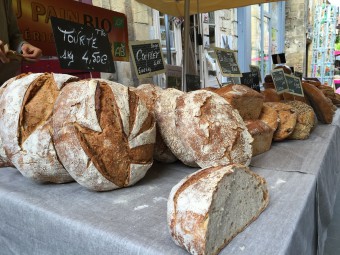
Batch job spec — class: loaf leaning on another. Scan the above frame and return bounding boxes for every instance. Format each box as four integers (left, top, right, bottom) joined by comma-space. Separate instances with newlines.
0, 73, 77, 183
53, 79, 156, 191
175, 90, 253, 168
155, 88, 198, 167
134, 84, 177, 163
168, 164, 269, 255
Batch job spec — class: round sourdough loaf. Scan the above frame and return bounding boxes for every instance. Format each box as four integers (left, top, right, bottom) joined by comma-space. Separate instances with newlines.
215, 84, 264, 120
53, 79, 156, 191
285, 101, 316, 140
134, 84, 177, 163
0, 73, 77, 182
168, 164, 269, 255
175, 90, 253, 168
155, 88, 197, 167
264, 102, 297, 141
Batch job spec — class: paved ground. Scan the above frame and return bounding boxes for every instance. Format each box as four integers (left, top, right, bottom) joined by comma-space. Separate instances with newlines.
324, 182, 340, 255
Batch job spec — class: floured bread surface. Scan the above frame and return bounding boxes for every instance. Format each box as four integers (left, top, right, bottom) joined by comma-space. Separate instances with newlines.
259, 104, 279, 132
264, 102, 297, 141
285, 101, 316, 140
0, 73, 77, 182
168, 164, 269, 255
135, 84, 177, 163
53, 79, 156, 191
175, 90, 253, 168
215, 84, 264, 120
155, 88, 197, 167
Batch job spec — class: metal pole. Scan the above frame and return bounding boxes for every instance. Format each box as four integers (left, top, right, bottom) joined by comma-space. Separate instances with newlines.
165, 14, 172, 65
183, 0, 190, 92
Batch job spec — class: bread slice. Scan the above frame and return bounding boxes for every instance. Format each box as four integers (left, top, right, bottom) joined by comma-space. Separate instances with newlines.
168, 164, 269, 255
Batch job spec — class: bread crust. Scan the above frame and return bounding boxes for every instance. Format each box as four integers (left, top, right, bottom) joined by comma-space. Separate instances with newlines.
53, 79, 156, 191
175, 90, 253, 168
0, 73, 76, 183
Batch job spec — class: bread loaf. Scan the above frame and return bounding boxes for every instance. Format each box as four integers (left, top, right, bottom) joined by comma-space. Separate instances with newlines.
259, 104, 279, 132
134, 84, 177, 163
0, 73, 77, 183
175, 90, 253, 168
215, 84, 264, 120
168, 164, 269, 255
261, 88, 282, 102
302, 82, 335, 124
53, 79, 156, 191
155, 88, 197, 167
264, 102, 297, 141
245, 120, 274, 156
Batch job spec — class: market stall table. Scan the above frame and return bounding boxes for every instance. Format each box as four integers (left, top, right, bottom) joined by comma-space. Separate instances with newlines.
0, 111, 339, 255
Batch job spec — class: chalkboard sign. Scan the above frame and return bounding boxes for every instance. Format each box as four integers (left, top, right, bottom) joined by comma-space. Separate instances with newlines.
285, 74, 304, 96
241, 72, 260, 92
272, 53, 286, 64
271, 69, 289, 94
129, 40, 165, 78
166, 65, 182, 90
214, 47, 242, 77
51, 16, 115, 73
186, 74, 200, 92
249, 65, 262, 83
294, 71, 303, 80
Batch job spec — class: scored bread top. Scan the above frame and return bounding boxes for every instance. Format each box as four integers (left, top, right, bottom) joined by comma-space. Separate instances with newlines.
53, 79, 156, 190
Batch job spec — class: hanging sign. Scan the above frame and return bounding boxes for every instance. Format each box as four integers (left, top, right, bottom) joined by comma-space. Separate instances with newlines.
285, 74, 304, 96
214, 47, 242, 77
241, 72, 260, 92
271, 69, 289, 94
51, 16, 115, 73
129, 40, 165, 78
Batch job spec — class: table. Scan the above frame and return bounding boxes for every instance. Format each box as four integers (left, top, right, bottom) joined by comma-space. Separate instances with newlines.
0, 111, 340, 255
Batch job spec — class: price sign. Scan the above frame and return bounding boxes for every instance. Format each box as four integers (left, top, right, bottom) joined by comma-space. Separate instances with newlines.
129, 40, 165, 78
271, 69, 289, 94
51, 16, 115, 73
241, 72, 260, 92
214, 47, 242, 77
166, 65, 182, 90
186, 74, 201, 92
285, 74, 304, 96
249, 65, 262, 83
294, 71, 303, 80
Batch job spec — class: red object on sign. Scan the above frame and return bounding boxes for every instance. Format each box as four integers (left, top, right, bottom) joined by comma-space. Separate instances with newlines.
12, 0, 129, 62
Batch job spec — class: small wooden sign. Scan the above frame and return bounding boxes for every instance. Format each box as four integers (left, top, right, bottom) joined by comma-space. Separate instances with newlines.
241, 72, 260, 92
51, 16, 115, 73
272, 53, 286, 64
271, 69, 289, 94
166, 65, 182, 90
186, 74, 201, 92
249, 65, 262, 83
294, 71, 303, 80
214, 47, 242, 77
285, 74, 304, 97
129, 40, 165, 78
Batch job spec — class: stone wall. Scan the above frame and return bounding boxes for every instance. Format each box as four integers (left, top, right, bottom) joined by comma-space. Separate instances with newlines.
285, 0, 308, 74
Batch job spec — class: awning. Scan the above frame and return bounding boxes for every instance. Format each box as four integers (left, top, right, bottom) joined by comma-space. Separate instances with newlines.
136, 0, 285, 17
